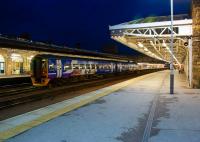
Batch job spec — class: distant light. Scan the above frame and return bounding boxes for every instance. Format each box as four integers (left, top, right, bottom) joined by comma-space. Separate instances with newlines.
162, 42, 167, 47
0, 55, 4, 62
144, 47, 148, 52
27, 55, 34, 60
138, 42, 144, 48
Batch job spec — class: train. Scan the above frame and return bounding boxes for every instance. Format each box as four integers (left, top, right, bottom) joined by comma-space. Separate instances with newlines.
31, 54, 165, 86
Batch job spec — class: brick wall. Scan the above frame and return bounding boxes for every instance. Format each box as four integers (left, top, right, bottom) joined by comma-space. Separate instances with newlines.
192, 0, 200, 88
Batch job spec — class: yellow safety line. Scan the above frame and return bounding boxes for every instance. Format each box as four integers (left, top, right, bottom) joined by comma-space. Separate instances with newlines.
0, 72, 158, 141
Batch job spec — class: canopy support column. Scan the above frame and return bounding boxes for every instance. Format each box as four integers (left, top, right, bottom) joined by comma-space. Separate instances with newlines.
189, 38, 193, 87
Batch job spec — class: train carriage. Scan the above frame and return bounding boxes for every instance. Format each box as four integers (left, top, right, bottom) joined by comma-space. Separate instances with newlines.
31, 54, 128, 86
31, 54, 164, 86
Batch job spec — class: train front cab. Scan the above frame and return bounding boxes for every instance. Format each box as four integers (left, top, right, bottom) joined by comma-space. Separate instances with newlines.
31, 56, 50, 86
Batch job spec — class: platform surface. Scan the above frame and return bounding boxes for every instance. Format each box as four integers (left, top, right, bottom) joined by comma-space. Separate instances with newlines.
1, 70, 200, 142
0, 75, 30, 79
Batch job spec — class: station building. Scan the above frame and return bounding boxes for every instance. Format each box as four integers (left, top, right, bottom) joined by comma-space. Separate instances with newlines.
0, 48, 37, 76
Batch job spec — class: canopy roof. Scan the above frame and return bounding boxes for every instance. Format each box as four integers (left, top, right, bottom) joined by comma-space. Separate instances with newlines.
123, 14, 190, 25
109, 14, 192, 65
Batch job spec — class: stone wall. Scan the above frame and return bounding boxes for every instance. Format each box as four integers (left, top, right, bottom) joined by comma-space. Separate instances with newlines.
192, 0, 200, 88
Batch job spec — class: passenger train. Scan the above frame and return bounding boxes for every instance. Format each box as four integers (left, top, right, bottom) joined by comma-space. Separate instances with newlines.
31, 54, 164, 86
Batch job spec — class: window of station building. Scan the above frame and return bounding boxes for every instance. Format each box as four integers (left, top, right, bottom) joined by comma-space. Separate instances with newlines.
0, 62, 4, 74
11, 53, 23, 62
11, 53, 23, 75
64, 64, 72, 71
0, 55, 5, 75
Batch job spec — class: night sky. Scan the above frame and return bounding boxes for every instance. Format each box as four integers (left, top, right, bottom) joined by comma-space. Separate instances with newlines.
0, 0, 191, 55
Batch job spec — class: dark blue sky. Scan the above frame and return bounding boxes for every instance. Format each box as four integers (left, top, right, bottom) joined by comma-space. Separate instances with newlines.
0, 0, 191, 55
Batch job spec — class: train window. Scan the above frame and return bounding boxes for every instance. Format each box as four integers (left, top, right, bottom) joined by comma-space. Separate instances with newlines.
80, 64, 85, 69
86, 64, 90, 69
91, 64, 95, 69
104, 64, 110, 70
106, 65, 109, 70
49, 64, 55, 71
96, 64, 99, 69
98, 65, 102, 69
64, 64, 72, 71
42, 61, 47, 69
73, 64, 79, 69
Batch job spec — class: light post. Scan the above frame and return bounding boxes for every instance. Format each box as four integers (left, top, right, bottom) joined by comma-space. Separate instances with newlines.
170, 0, 174, 94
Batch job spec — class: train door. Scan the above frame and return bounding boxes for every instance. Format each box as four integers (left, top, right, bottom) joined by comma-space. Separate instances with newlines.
56, 60, 62, 78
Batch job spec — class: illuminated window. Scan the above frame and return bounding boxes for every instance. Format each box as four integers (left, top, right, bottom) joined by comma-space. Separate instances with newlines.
80, 64, 85, 69
0, 55, 5, 74
91, 64, 95, 69
86, 64, 90, 69
73, 64, 79, 69
11, 53, 23, 62
0, 55, 4, 62
49, 64, 55, 71
64, 64, 72, 71
27, 55, 34, 60
10, 54, 23, 75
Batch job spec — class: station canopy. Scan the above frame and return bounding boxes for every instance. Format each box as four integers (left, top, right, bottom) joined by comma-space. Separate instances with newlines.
109, 14, 192, 65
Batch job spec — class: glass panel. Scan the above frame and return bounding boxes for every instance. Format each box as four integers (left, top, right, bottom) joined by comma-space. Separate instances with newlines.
79, 64, 85, 69
0, 62, 4, 74
86, 64, 90, 69
49, 64, 55, 71
0, 55, 4, 62
91, 64, 95, 69
96, 64, 100, 69
64, 64, 72, 71
73, 64, 79, 69
42, 61, 47, 75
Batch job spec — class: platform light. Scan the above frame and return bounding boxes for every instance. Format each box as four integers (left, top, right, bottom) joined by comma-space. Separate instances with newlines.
163, 42, 181, 66
138, 42, 144, 48
0, 55, 5, 62
162, 42, 167, 47
27, 55, 34, 60
150, 41, 154, 46
144, 47, 148, 52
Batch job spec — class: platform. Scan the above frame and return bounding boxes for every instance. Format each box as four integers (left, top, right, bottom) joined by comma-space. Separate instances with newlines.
0, 75, 31, 86
0, 70, 200, 142
0, 75, 30, 79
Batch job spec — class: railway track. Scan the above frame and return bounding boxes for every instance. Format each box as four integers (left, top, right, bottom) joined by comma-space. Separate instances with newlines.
0, 86, 41, 98
0, 69, 165, 110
